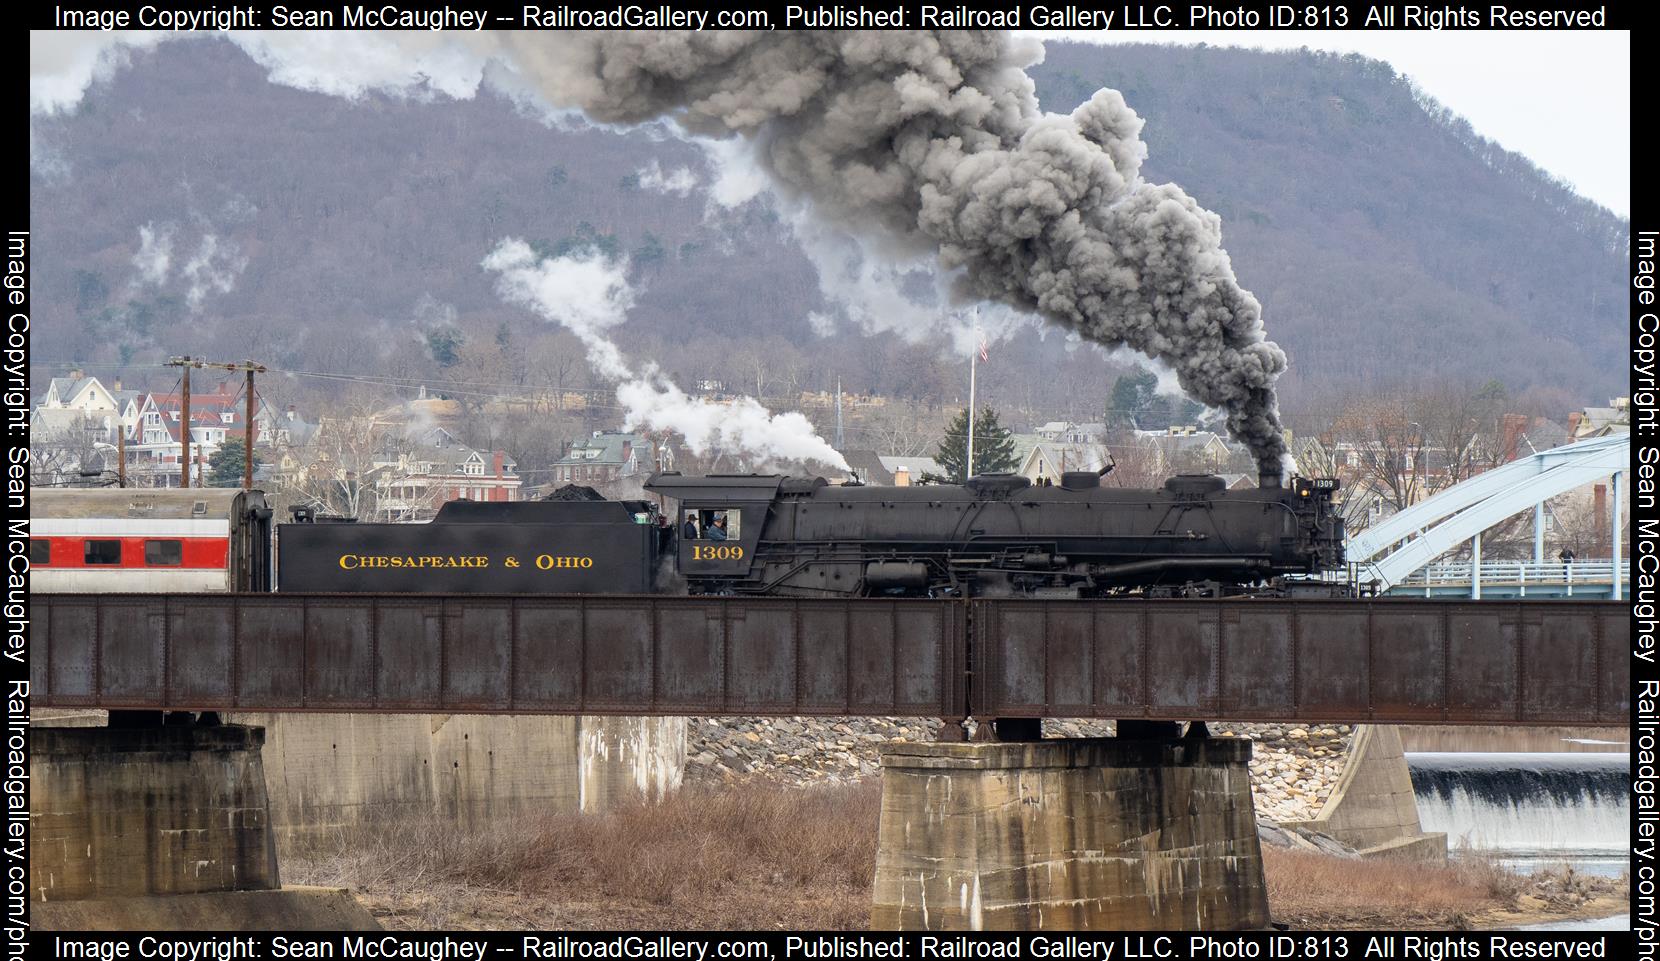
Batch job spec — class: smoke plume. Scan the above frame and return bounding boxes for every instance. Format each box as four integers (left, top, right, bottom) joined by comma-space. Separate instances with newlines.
32, 31, 1288, 470
483, 240, 847, 470
496, 32, 1288, 471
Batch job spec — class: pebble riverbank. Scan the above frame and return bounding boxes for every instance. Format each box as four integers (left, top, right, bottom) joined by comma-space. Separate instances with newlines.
684, 716, 1355, 823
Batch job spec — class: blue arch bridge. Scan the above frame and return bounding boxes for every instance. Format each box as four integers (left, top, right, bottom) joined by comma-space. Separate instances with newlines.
1341, 433, 1629, 600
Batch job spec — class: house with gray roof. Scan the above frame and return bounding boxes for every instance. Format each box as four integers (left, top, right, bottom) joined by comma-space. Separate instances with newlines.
878, 455, 943, 485
550, 431, 661, 487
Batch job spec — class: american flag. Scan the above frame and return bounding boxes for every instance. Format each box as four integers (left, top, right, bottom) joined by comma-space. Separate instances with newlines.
977, 333, 989, 363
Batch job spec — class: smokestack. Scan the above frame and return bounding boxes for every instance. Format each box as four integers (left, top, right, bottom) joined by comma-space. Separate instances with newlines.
1259, 467, 1281, 490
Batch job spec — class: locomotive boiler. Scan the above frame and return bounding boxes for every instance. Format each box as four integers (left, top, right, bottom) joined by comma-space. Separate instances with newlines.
646, 470, 1344, 599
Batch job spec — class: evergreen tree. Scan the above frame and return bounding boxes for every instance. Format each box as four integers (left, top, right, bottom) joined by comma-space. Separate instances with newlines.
1106, 369, 1203, 430
207, 443, 260, 487
425, 328, 463, 367
1107, 370, 1157, 427
932, 406, 1018, 483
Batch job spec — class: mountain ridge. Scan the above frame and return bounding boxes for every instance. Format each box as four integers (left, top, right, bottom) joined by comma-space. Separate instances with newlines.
29, 38, 1628, 420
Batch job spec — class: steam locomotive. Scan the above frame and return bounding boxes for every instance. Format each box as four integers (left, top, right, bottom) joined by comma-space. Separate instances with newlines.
30, 470, 1344, 599
644, 469, 1343, 599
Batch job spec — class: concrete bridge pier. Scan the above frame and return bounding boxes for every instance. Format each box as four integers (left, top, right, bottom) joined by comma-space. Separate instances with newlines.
871, 736, 1268, 930
29, 723, 378, 930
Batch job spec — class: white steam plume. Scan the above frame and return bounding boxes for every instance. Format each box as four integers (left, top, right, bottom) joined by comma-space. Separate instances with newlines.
131, 223, 174, 287
482, 240, 847, 470
635, 160, 698, 196
179, 234, 248, 311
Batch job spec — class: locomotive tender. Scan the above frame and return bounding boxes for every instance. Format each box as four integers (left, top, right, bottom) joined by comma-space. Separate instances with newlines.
30, 470, 1343, 599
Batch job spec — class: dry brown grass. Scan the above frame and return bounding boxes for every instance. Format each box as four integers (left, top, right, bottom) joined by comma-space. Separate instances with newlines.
285, 782, 882, 929
287, 783, 1619, 931
1263, 848, 1527, 929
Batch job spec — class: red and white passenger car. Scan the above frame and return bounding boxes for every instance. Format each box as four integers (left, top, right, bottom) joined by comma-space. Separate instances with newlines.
30, 489, 274, 593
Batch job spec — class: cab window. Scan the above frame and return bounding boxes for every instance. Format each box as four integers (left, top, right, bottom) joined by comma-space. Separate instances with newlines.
684, 508, 739, 541
29, 539, 50, 565
84, 540, 123, 565
145, 539, 184, 566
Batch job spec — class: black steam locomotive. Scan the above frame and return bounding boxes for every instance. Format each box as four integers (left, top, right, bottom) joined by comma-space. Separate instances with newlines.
646, 470, 1343, 599
271, 469, 1343, 599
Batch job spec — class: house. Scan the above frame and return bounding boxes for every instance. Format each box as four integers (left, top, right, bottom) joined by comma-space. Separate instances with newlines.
123, 380, 269, 487
1289, 435, 1334, 479
1133, 427, 1234, 472
1568, 398, 1630, 440
549, 431, 660, 487
373, 426, 520, 520
879, 455, 942, 486
836, 450, 893, 485
1017, 442, 1112, 484
40, 371, 122, 413
31, 372, 147, 483
1034, 421, 1109, 445
31, 370, 321, 488
1499, 414, 1572, 460
1515, 417, 1571, 455
829, 451, 944, 486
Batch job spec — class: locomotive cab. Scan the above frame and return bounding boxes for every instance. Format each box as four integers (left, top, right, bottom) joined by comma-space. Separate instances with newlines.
648, 473, 782, 585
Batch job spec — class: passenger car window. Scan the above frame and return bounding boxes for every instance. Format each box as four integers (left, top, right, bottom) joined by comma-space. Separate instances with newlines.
29, 539, 50, 565
84, 540, 123, 565
144, 540, 183, 566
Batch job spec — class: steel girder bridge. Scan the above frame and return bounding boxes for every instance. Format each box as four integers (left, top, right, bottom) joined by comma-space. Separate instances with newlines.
32, 592, 1629, 727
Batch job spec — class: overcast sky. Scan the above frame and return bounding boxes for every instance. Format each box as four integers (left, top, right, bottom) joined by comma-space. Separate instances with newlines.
1034, 30, 1630, 217
33, 29, 1630, 217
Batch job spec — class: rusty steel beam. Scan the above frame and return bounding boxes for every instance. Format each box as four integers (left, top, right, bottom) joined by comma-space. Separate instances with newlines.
32, 594, 965, 718
29, 593, 1629, 726
971, 598, 1629, 726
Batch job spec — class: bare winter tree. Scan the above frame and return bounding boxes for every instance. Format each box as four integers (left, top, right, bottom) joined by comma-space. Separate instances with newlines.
1545, 486, 1629, 559
852, 404, 947, 457
1416, 380, 1510, 486
1098, 432, 1166, 489
1330, 394, 1434, 512
285, 396, 399, 518
30, 412, 115, 486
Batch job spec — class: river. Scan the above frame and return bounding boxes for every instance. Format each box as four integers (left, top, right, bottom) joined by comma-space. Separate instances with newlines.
1400, 727, 1627, 931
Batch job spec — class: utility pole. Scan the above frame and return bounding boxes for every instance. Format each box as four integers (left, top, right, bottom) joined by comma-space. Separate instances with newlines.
245, 364, 257, 489
116, 420, 126, 487
168, 357, 266, 489
168, 357, 194, 489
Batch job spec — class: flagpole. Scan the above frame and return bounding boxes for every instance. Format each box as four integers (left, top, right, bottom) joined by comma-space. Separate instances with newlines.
966, 310, 978, 481
967, 345, 977, 481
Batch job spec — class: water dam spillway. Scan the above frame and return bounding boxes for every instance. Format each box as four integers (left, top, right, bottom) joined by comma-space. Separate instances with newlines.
1407, 752, 1628, 863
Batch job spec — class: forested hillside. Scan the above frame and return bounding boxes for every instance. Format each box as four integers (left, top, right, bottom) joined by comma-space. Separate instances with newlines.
29, 38, 1627, 421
